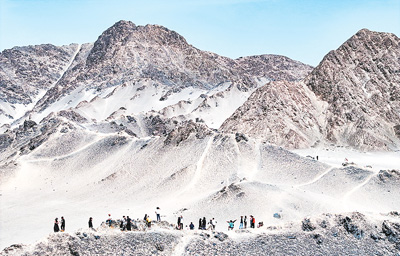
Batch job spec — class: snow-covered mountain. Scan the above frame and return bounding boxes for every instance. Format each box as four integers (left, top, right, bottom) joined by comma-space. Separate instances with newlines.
1, 21, 400, 252
0, 20, 312, 132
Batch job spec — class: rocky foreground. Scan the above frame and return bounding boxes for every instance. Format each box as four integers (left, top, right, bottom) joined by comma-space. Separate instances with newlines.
2, 212, 400, 256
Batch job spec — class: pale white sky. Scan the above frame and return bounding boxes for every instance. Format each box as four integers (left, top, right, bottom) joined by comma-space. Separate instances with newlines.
1, 0, 399, 66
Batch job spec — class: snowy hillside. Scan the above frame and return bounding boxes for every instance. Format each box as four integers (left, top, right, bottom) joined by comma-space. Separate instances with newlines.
1, 115, 400, 249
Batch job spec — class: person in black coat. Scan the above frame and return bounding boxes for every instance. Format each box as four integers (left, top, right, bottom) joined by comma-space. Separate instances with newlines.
88, 217, 93, 228
54, 218, 60, 232
198, 218, 202, 229
126, 216, 132, 231
61, 216, 65, 231
177, 216, 182, 230
202, 217, 206, 230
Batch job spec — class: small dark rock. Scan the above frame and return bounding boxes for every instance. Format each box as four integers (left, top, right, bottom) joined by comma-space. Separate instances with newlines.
319, 220, 328, 228
312, 234, 323, 244
155, 243, 164, 251
214, 232, 228, 242
302, 218, 316, 232
23, 120, 37, 130
341, 216, 364, 240
60, 127, 69, 133
235, 132, 248, 143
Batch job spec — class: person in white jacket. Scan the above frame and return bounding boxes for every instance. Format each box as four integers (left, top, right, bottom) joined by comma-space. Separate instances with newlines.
155, 207, 161, 222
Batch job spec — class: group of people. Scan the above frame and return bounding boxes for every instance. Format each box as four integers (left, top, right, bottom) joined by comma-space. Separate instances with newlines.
53, 217, 65, 232
228, 215, 257, 230
55, 209, 260, 233
177, 216, 217, 231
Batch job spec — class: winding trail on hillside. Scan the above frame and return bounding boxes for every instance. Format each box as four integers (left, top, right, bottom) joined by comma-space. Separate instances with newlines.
342, 172, 377, 202
23, 135, 105, 163
249, 140, 262, 181
294, 167, 335, 188
171, 234, 195, 256
179, 136, 214, 194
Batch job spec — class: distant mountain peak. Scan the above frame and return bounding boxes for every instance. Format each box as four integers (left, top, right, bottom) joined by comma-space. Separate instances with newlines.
86, 20, 190, 67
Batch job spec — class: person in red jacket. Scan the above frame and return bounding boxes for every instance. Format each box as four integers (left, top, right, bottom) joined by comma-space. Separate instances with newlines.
250, 215, 255, 228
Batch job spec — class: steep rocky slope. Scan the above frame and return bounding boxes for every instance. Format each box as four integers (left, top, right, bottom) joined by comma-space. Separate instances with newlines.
222, 29, 400, 150
0, 44, 79, 124
221, 81, 326, 149
305, 29, 400, 149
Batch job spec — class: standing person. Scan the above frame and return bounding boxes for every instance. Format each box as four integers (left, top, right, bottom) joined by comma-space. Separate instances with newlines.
207, 220, 214, 231
126, 216, 132, 231
239, 216, 244, 229
54, 218, 60, 232
189, 222, 195, 230
120, 216, 126, 230
202, 217, 206, 230
209, 218, 216, 231
177, 216, 182, 230
88, 217, 93, 229
155, 207, 161, 222
244, 216, 247, 229
180, 216, 183, 230
178, 215, 183, 230
198, 218, 202, 230
107, 214, 112, 227
144, 214, 148, 221
61, 216, 65, 232
251, 215, 255, 228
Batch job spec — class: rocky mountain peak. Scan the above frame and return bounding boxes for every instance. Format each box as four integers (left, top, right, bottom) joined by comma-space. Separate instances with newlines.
86, 20, 191, 67
86, 20, 137, 66
305, 29, 400, 149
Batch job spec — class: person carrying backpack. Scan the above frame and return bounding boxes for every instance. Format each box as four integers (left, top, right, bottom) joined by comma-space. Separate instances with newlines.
146, 216, 152, 228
